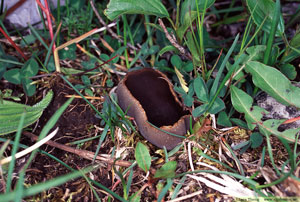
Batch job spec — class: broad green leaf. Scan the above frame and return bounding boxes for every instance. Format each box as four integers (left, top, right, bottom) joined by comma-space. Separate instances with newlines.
281, 32, 300, 63
245, 45, 266, 61
208, 97, 225, 114
174, 85, 194, 107
171, 55, 182, 69
269, 45, 280, 66
231, 86, 300, 143
230, 118, 248, 129
194, 77, 209, 102
230, 86, 266, 130
246, 0, 284, 36
250, 132, 263, 148
3, 68, 21, 84
149, 45, 160, 55
230, 45, 265, 82
192, 103, 208, 117
22, 78, 36, 97
180, 0, 215, 24
104, 0, 169, 20
217, 111, 232, 127
279, 64, 297, 80
154, 161, 177, 178
47, 56, 56, 72
59, 44, 76, 60
81, 75, 91, 86
135, 142, 151, 173
21, 58, 39, 77
259, 119, 300, 143
183, 62, 193, 72
246, 61, 300, 108
0, 90, 53, 135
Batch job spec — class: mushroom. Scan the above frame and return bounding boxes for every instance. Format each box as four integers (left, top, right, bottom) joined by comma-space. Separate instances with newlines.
116, 68, 190, 150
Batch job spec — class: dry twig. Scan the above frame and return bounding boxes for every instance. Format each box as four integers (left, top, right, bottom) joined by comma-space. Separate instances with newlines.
89, 0, 139, 51
22, 131, 132, 167
158, 18, 192, 60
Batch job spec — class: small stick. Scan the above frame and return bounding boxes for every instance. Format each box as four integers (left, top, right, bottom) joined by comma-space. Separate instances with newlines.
64, 95, 104, 100
89, 0, 139, 51
22, 131, 132, 167
158, 18, 192, 60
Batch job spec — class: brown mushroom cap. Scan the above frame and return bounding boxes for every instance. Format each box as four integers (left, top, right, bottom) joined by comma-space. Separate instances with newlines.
116, 68, 190, 150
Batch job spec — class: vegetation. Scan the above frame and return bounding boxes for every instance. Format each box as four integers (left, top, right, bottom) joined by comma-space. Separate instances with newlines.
0, 0, 300, 201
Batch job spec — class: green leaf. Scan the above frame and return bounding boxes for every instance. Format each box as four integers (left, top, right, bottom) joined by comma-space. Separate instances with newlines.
183, 61, 193, 72
174, 85, 194, 107
192, 103, 208, 117
244, 45, 266, 62
250, 132, 263, 148
171, 55, 182, 69
230, 86, 266, 130
3, 68, 21, 84
81, 58, 97, 70
135, 142, 151, 173
21, 58, 39, 77
230, 118, 248, 129
84, 89, 93, 96
81, 75, 91, 86
246, 61, 300, 108
0, 90, 53, 135
177, 11, 197, 41
47, 56, 56, 72
258, 119, 299, 143
217, 111, 232, 127
208, 97, 225, 114
158, 45, 178, 56
246, 0, 284, 36
279, 64, 297, 80
149, 45, 160, 55
186, 31, 201, 64
231, 86, 300, 143
129, 192, 141, 202
281, 31, 300, 63
194, 77, 209, 102
229, 45, 265, 82
154, 161, 177, 179
180, 0, 215, 24
22, 78, 36, 97
104, 0, 169, 20
59, 44, 76, 60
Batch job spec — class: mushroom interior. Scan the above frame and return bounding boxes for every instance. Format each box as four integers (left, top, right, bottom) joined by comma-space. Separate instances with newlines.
125, 69, 188, 127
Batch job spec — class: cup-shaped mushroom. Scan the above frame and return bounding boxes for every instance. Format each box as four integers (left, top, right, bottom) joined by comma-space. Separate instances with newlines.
116, 68, 190, 150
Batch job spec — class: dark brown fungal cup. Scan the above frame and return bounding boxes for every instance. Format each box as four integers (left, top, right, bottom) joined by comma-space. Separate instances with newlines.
116, 68, 190, 150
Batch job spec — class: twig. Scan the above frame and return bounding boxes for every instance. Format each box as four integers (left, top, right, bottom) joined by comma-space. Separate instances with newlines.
22, 131, 132, 167
89, 0, 139, 51
71, 53, 119, 76
158, 18, 192, 60
64, 95, 104, 100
